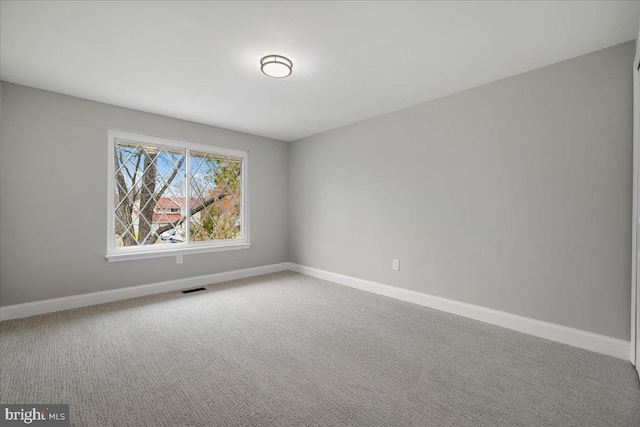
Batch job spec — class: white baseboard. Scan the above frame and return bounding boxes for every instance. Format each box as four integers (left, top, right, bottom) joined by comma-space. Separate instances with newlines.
2, 261, 630, 361
287, 263, 631, 361
0, 263, 289, 322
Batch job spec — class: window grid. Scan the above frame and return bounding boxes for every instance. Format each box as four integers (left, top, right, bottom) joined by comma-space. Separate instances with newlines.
107, 129, 249, 261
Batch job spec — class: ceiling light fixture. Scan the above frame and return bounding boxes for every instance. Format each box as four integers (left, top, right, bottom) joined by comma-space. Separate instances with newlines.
260, 55, 293, 78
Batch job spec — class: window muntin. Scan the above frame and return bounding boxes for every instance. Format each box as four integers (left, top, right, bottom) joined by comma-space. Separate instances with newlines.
189, 151, 242, 242
114, 141, 186, 247
107, 130, 249, 261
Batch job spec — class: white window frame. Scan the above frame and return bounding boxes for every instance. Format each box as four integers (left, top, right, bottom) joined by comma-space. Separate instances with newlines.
106, 129, 250, 262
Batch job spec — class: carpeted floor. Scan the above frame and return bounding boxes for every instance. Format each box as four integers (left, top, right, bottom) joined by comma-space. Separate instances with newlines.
1, 271, 639, 426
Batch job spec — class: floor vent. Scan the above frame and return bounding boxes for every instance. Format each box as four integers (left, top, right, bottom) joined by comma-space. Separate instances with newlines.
181, 287, 207, 294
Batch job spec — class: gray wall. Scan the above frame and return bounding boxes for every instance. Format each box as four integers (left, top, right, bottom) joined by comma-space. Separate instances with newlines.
1, 42, 635, 342
0, 83, 289, 306
289, 41, 635, 340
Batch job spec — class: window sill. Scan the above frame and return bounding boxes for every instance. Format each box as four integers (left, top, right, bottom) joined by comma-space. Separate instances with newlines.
105, 242, 251, 262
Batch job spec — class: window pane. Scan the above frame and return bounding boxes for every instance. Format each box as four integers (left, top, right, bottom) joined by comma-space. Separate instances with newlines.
189, 151, 242, 242
114, 141, 186, 247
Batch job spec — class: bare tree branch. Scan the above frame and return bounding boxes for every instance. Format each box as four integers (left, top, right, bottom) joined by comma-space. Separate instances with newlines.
153, 156, 185, 201
126, 151, 142, 183
147, 193, 228, 244
114, 151, 136, 246
138, 150, 160, 244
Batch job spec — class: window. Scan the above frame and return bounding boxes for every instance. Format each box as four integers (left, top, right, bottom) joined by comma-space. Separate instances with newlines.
106, 129, 249, 261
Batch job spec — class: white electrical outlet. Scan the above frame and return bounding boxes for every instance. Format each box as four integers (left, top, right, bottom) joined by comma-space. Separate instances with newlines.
392, 259, 399, 271
176, 254, 183, 264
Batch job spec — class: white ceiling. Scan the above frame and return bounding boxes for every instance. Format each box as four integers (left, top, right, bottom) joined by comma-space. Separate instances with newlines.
1, 1, 638, 142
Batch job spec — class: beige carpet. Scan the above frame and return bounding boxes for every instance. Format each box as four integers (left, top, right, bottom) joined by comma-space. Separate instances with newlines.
1, 271, 639, 426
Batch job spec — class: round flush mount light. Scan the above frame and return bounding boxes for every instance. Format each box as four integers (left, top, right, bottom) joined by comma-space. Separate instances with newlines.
260, 55, 293, 78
